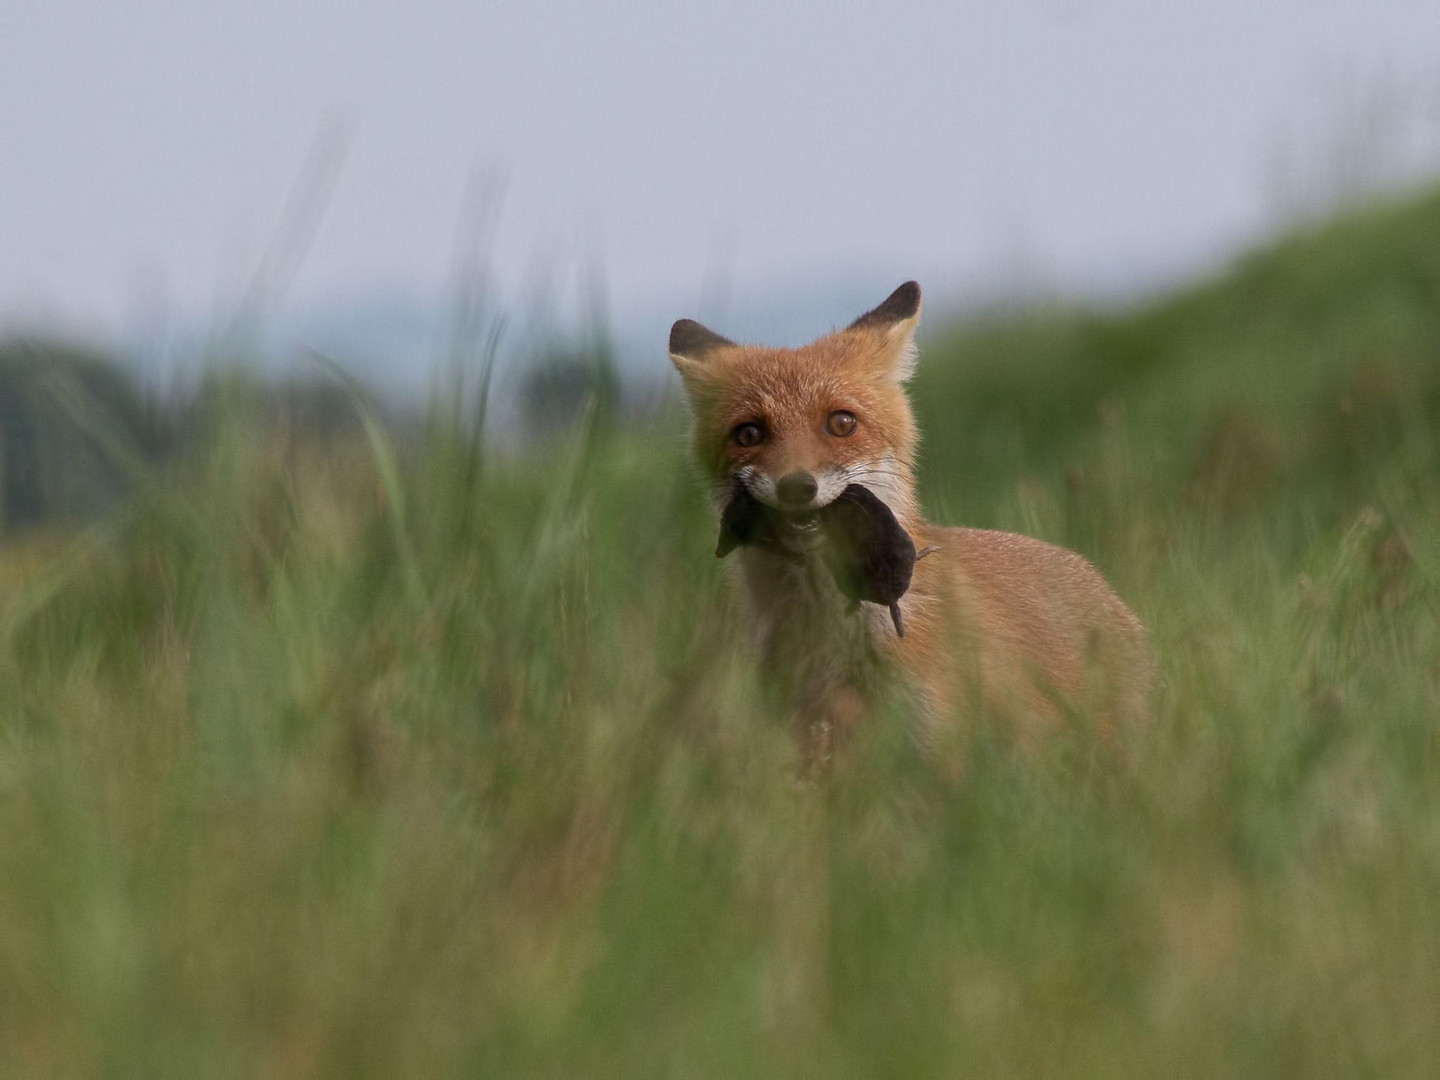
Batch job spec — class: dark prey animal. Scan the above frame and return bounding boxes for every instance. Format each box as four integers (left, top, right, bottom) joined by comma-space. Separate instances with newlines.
715, 480, 806, 564
716, 483, 919, 636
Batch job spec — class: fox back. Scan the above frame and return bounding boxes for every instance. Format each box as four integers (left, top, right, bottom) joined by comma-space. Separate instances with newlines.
671, 282, 1152, 767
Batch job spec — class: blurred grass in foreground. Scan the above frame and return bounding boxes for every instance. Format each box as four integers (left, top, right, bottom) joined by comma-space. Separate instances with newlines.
1, 190, 1440, 1077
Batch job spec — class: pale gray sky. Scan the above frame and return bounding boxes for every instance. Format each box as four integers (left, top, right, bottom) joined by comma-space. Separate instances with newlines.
3, 1, 1439, 374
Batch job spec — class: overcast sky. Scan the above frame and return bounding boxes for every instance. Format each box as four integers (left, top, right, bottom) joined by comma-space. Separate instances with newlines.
3, 1, 1440, 373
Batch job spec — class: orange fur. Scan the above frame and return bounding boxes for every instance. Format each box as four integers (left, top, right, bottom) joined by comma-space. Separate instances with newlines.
671, 283, 1152, 770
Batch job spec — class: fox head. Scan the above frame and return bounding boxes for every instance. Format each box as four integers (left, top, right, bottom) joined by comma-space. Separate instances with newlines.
669, 281, 922, 521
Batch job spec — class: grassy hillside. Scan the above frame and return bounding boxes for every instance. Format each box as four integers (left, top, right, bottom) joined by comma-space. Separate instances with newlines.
2, 189, 1439, 1077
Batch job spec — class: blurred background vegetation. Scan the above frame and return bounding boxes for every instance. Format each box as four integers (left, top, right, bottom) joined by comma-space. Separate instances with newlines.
0, 186, 1439, 1076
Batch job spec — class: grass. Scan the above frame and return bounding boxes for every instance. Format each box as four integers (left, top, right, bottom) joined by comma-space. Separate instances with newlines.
2, 188, 1440, 1077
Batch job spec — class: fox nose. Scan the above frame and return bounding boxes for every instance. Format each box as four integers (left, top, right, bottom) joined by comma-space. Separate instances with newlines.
776, 471, 818, 508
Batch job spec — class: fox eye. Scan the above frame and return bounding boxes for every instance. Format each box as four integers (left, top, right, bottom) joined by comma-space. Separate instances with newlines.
733, 422, 764, 448
826, 410, 858, 438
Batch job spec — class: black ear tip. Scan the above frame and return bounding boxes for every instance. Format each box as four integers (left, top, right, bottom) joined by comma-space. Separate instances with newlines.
889, 281, 922, 318
669, 319, 699, 353
848, 280, 923, 330
670, 318, 734, 358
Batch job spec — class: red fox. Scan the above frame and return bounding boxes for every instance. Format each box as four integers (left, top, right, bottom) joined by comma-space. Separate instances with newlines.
670, 282, 1152, 769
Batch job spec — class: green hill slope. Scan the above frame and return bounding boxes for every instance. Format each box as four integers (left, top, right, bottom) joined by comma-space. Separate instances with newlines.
915, 187, 1440, 532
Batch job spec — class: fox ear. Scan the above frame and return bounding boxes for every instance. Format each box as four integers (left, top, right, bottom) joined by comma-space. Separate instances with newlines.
670, 319, 733, 362
669, 319, 734, 395
848, 281, 922, 382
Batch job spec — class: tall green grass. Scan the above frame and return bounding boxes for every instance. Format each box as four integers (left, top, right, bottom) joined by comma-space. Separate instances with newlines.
2, 190, 1439, 1077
